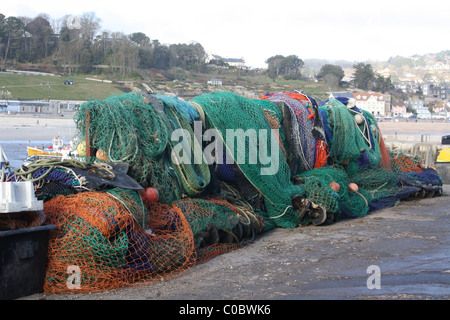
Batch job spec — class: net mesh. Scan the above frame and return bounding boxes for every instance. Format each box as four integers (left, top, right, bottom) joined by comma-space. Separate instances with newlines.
6, 90, 442, 294
73, 92, 182, 204
191, 91, 305, 229
260, 92, 328, 173
42, 189, 260, 293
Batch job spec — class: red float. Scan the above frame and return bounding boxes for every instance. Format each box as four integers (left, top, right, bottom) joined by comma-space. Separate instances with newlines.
141, 187, 159, 203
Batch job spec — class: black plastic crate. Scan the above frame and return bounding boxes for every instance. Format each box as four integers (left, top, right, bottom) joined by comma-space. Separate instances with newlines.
442, 135, 450, 145
0, 224, 56, 300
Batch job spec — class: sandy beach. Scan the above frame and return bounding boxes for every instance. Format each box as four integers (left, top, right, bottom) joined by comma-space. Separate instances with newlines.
378, 120, 450, 136
1, 114, 449, 141
0, 114, 78, 141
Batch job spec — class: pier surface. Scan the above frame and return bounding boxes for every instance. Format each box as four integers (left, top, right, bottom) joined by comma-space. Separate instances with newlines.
22, 185, 450, 300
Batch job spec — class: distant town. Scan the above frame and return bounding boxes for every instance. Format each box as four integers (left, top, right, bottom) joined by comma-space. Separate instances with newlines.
0, 11, 449, 120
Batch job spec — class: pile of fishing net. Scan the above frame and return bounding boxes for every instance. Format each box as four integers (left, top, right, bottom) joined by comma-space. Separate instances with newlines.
289, 96, 443, 221
42, 189, 262, 293
8, 90, 442, 294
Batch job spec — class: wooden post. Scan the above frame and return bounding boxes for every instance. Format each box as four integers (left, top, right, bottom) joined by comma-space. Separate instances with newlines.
85, 109, 95, 159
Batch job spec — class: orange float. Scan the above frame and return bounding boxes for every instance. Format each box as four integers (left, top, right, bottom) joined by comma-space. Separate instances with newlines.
96, 149, 107, 161
348, 183, 359, 193
329, 181, 340, 192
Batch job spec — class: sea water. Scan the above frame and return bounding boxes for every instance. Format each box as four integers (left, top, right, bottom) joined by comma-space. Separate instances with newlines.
1, 140, 55, 170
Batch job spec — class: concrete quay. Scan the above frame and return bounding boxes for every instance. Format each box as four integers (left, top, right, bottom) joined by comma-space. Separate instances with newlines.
21, 185, 450, 301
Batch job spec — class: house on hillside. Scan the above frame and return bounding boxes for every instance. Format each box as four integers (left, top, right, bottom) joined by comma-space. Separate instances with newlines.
353, 92, 386, 116
223, 58, 247, 69
204, 53, 248, 69
406, 99, 431, 119
207, 79, 222, 86
433, 102, 447, 113
422, 82, 448, 99
406, 99, 424, 110
391, 98, 407, 116
204, 53, 223, 64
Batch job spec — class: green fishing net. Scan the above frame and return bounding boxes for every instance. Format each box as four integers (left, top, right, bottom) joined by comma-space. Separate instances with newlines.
320, 99, 382, 176
191, 91, 305, 229
74, 92, 210, 204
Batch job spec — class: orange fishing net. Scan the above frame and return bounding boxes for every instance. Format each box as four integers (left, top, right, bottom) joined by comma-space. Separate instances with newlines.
376, 126, 392, 171
42, 189, 260, 293
390, 151, 423, 173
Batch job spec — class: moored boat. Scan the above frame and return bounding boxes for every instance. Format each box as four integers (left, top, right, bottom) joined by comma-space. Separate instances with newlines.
27, 136, 71, 158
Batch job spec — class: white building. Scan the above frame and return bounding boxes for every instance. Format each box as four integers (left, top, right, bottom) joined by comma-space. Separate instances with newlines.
222, 58, 246, 69
207, 79, 222, 86
204, 53, 248, 69
406, 99, 431, 118
353, 92, 386, 116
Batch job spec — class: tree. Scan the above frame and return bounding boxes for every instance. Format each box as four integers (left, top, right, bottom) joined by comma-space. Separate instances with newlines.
353, 63, 375, 90
79, 47, 93, 73
25, 15, 55, 60
130, 32, 150, 46
282, 55, 303, 79
80, 12, 101, 45
91, 31, 110, 65
266, 55, 285, 78
2, 16, 25, 66
317, 64, 344, 81
317, 64, 345, 88
107, 32, 139, 77
169, 42, 206, 71
130, 32, 152, 69
0, 13, 5, 38
152, 44, 170, 69
387, 55, 414, 68
266, 54, 303, 79
138, 47, 152, 69
373, 74, 394, 93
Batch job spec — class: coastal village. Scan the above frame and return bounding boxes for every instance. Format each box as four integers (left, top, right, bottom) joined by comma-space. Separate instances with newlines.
2, 52, 450, 121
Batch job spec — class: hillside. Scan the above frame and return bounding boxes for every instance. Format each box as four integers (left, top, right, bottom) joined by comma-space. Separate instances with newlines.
0, 69, 331, 102
2, 50, 448, 103
0, 73, 127, 101
303, 50, 450, 82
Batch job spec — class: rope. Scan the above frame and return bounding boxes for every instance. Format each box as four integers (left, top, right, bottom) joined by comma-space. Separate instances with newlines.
13, 159, 115, 183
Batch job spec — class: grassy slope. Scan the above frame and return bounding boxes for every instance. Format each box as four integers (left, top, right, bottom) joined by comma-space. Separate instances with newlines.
0, 70, 332, 101
0, 73, 125, 100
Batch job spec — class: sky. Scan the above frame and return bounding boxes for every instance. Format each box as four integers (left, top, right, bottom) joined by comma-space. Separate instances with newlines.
2, 0, 450, 68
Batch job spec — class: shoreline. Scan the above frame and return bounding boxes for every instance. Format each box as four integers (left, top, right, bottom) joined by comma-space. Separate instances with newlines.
0, 113, 77, 141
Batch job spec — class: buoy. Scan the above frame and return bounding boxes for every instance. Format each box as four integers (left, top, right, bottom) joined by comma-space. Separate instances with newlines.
141, 187, 159, 203
329, 181, 340, 192
354, 113, 365, 125
346, 98, 356, 109
76, 141, 86, 157
96, 149, 107, 161
348, 183, 359, 193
